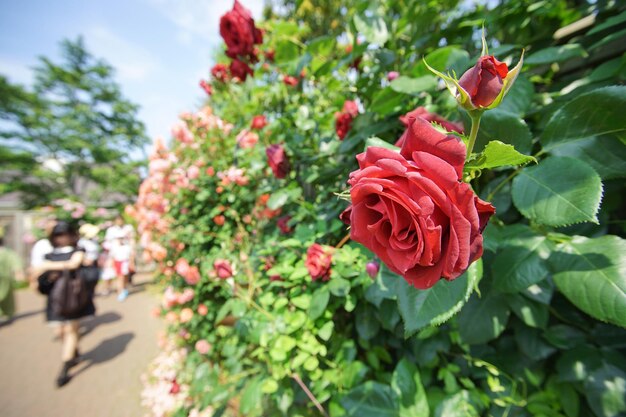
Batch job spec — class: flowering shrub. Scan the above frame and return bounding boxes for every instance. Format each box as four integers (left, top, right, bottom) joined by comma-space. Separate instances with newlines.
138, 1, 626, 416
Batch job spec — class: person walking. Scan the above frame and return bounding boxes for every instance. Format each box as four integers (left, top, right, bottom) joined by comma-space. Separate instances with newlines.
110, 234, 134, 301
32, 222, 96, 387
0, 233, 24, 325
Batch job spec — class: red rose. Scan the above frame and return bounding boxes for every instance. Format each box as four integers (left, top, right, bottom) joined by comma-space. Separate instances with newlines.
266, 144, 290, 179
211, 63, 230, 82
277, 215, 292, 234
214, 259, 233, 279
305, 243, 333, 281
170, 380, 180, 394
458, 55, 509, 108
230, 59, 253, 81
342, 116, 495, 289
396, 107, 464, 147
213, 215, 225, 226
342, 100, 359, 117
283, 75, 298, 86
199, 79, 212, 95
219, 0, 263, 59
251, 115, 267, 130
335, 113, 353, 140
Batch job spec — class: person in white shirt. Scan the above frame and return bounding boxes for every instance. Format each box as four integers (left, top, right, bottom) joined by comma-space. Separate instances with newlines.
103, 216, 135, 301
29, 218, 56, 287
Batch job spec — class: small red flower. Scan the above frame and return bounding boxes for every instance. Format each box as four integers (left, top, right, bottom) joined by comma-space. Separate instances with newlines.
250, 115, 268, 130
230, 59, 253, 81
305, 243, 333, 281
283, 75, 299, 86
277, 215, 292, 234
458, 55, 509, 108
211, 63, 230, 82
214, 259, 233, 279
266, 144, 290, 179
199, 79, 212, 95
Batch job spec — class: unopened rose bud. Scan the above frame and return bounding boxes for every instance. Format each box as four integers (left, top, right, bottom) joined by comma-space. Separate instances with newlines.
366, 261, 379, 279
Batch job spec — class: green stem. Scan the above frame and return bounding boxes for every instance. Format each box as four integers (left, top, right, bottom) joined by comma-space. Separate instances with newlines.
466, 112, 483, 158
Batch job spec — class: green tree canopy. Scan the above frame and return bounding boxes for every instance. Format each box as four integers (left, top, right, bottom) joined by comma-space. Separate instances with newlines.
0, 37, 149, 208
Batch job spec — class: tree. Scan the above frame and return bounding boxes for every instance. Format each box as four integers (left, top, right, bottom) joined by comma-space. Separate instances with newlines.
0, 37, 149, 208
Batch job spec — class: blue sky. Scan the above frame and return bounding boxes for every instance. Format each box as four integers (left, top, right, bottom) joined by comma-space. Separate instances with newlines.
0, 0, 263, 149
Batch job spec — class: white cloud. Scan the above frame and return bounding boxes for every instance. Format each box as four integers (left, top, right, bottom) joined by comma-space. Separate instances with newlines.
143, 0, 264, 45
83, 26, 159, 82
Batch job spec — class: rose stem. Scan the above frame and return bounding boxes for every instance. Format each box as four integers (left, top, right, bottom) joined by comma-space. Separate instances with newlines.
466, 112, 482, 158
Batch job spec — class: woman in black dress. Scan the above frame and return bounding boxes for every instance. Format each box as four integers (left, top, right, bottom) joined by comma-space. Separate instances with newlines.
32, 222, 96, 387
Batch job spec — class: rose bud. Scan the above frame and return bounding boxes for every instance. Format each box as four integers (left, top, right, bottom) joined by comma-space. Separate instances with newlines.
250, 115, 267, 130
305, 243, 333, 282
458, 55, 509, 108
387, 71, 399, 81
425, 30, 523, 112
366, 261, 379, 279
214, 259, 233, 279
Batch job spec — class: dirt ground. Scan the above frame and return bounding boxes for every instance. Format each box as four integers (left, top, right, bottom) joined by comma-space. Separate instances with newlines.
0, 273, 161, 417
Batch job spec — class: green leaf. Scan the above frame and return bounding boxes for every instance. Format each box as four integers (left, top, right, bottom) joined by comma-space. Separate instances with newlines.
391, 359, 429, 417
364, 137, 399, 152
240, 377, 263, 415
356, 305, 380, 340
549, 135, 626, 179
525, 44, 587, 65
497, 75, 534, 116
474, 110, 532, 154
465, 140, 535, 170
508, 294, 549, 329
396, 260, 482, 337
308, 287, 330, 321
353, 14, 389, 45
274, 40, 301, 63
341, 381, 398, 417
369, 88, 404, 115
291, 294, 311, 310
390, 75, 438, 96
512, 156, 603, 226
434, 390, 479, 417
328, 276, 351, 297
267, 188, 302, 210
492, 236, 550, 293
549, 235, 626, 327
557, 383, 580, 417
542, 86, 626, 152
457, 292, 510, 345
584, 365, 626, 417
365, 264, 399, 307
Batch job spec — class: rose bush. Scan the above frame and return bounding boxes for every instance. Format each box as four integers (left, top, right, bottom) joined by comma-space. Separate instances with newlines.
137, 1, 626, 416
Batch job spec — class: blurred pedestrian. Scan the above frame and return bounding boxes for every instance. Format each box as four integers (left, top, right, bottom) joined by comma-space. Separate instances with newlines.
0, 233, 24, 325
32, 222, 96, 387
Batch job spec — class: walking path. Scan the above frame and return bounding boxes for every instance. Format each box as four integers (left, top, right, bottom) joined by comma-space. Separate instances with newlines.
0, 274, 161, 417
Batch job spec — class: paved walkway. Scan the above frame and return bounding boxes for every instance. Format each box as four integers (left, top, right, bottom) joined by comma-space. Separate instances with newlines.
0, 274, 161, 417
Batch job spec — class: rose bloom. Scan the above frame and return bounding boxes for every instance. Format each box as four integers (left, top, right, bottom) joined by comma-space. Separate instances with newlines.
197, 304, 208, 316
214, 259, 233, 279
211, 63, 230, 82
335, 112, 353, 140
230, 59, 253, 81
199, 79, 212, 95
187, 165, 200, 180
277, 215, 292, 234
195, 339, 211, 355
236, 129, 259, 149
266, 144, 290, 179
398, 106, 464, 138
165, 311, 179, 324
206, 166, 215, 176
179, 308, 194, 323
283, 75, 298, 86
219, 0, 262, 58
213, 215, 226, 226
459, 55, 509, 108
342, 114, 495, 289
305, 243, 333, 282
250, 115, 267, 130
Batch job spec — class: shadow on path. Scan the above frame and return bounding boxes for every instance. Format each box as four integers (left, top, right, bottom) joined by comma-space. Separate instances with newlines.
80, 311, 122, 337
0, 308, 45, 328
72, 332, 134, 379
